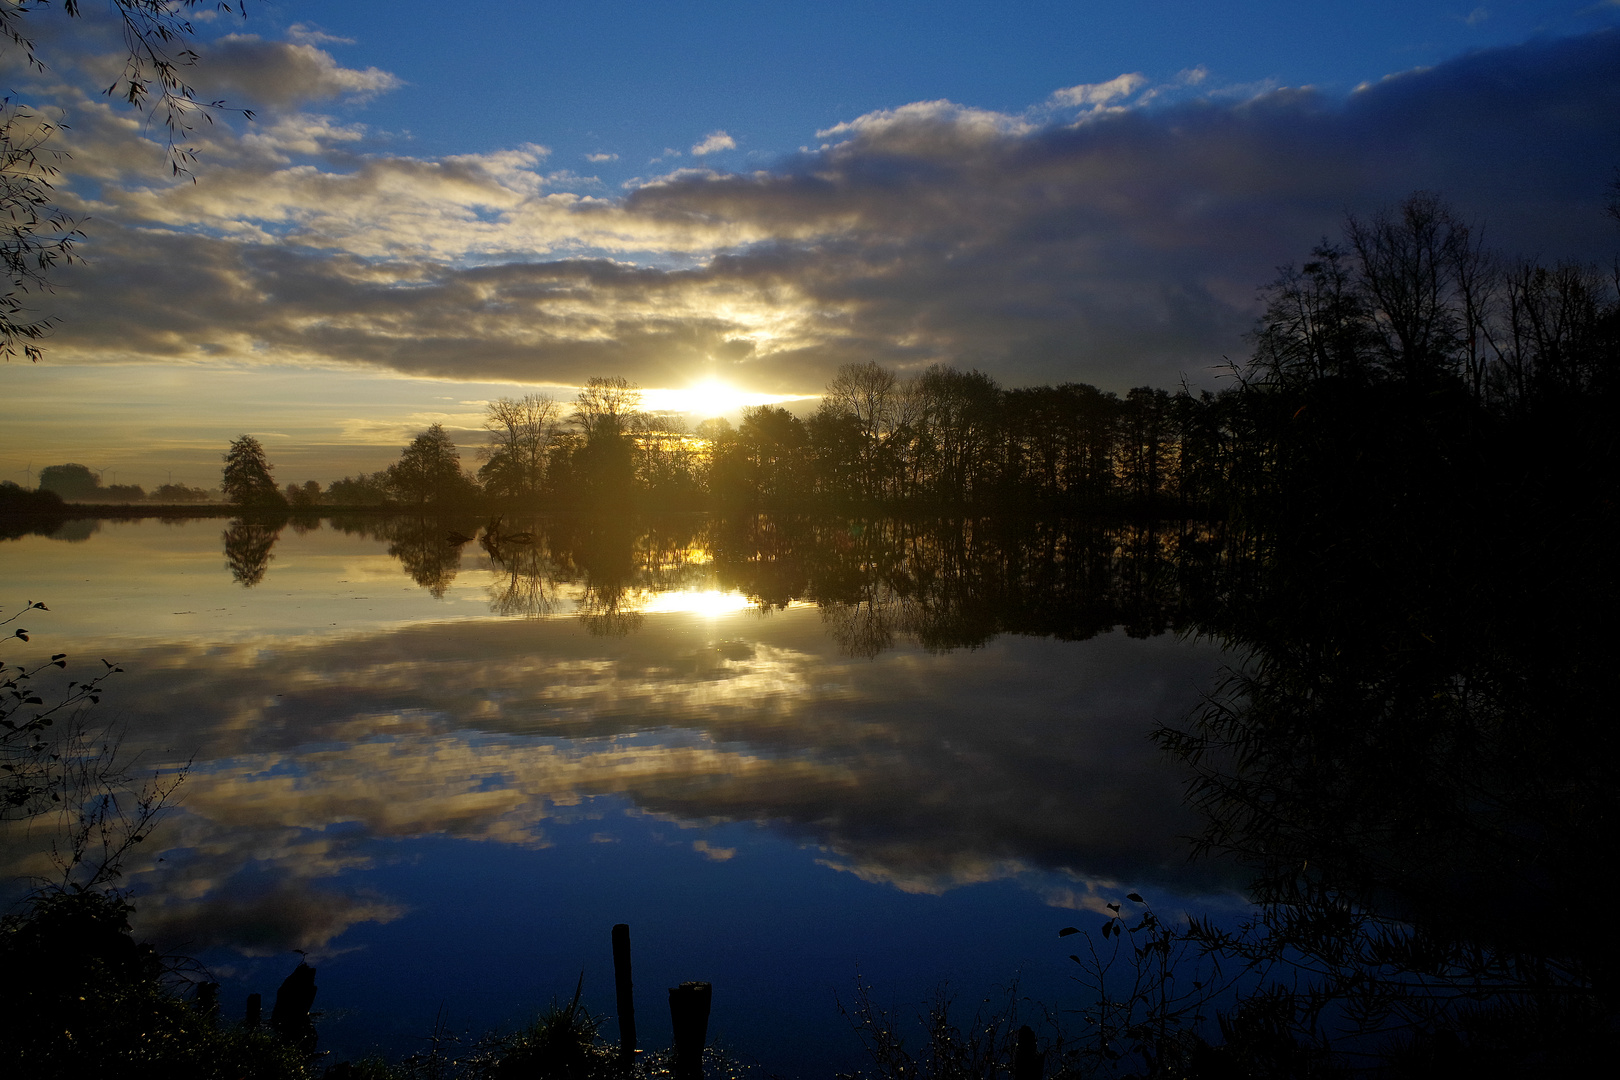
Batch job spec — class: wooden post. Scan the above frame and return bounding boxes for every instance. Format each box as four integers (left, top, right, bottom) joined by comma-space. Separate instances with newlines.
668, 981, 712, 1080
612, 923, 637, 1058
1014, 1024, 1043, 1080
271, 961, 319, 1056
195, 981, 220, 1024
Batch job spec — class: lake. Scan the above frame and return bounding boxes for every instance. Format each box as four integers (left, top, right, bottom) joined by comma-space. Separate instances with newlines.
0, 513, 1244, 1075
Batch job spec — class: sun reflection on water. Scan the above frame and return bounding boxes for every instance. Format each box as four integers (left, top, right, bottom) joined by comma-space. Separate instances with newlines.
639, 588, 756, 616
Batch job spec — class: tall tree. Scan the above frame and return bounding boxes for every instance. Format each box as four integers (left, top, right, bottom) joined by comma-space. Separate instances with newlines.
387, 423, 471, 508
569, 377, 645, 503
37, 463, 99, 501
817, 362, 899, 500
478, 394, 559, 499
220, 435, 282, 507
571, 376, 644, 441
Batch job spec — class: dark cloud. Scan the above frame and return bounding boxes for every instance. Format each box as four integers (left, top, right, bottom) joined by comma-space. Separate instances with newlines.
134, 881, 404, 956
39, 30, 1620, 394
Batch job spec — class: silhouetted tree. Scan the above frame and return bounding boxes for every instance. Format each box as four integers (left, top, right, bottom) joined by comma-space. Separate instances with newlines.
568, 377, 646, 504
910, 366, 1002, 503
221, 435, 284, 507
817, 362, 899, 501
150, 482, 208, 503
715, 404, 808, 507
36, 463, 99, 501
327, 471, 391, 506
386, 423, 474, 508
479, 394, 559, 499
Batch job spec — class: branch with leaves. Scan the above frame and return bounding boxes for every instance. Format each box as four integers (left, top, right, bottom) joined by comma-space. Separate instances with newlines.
3, 599, 184, 893
1, 2, 250, 359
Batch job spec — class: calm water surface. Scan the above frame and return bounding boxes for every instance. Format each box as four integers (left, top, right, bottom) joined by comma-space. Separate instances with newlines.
1, 515, 1241, 1074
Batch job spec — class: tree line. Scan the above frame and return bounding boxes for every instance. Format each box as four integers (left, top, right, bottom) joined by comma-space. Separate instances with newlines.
239, 191, 1620, 516
19, 188, 1613, 519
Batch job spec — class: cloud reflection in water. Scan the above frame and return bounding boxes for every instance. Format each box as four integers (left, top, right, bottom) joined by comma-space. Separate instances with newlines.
60, 610, 1233, 957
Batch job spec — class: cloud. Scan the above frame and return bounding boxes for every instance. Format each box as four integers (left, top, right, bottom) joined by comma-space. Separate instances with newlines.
27, 29, 1620, 395
27, 603, 1234, 901
693, 839, 736, 861
690, 130, 737, 156
1048, 72, 1148, 108
586, 152, 619, 163
286, 23, 357, 47
193, 35, 403, 107
134, 882, 405, 956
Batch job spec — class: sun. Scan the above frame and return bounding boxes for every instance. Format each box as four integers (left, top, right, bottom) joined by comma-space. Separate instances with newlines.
642, 378, 805, 418
684, 378, 758, 417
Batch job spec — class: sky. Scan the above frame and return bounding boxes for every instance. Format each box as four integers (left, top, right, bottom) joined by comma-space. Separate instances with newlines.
3, 1, 1619, 488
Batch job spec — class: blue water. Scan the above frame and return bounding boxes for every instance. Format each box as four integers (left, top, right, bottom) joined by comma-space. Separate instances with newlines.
1, 517, 1244, 1075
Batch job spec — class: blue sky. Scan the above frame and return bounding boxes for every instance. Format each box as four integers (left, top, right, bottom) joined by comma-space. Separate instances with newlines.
3, 1, 1619, 486
269, 1, 1613, 171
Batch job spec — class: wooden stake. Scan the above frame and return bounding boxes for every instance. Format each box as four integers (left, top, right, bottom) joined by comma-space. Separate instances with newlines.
668, 980, 712, 1079
612, 923, 637, 1057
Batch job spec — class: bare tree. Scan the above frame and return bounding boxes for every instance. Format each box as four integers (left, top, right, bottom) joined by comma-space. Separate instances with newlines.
818, 362, 900, 499
1346, 192, 1472, 382
571, 376, 645, 440
478, 394, 559, 498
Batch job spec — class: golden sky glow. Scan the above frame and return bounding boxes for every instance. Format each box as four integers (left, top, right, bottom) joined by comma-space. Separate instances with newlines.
0, 363, 813, 488
641, 379, 810, 419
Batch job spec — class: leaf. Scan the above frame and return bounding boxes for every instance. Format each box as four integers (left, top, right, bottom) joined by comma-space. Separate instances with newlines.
1101, 920, 1114, 938
1127, 893, 1144, 903
1058, 927, 1080, 937
32, 602, 47, 610
51, 654, 65, 660
13, 629, 27, 641
1107, 903, 1120, 912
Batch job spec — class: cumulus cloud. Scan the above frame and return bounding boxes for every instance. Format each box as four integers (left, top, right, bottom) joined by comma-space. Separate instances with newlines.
29, 29, 1620, 394
194, 34, 403, 107
690, 130, 737, 155
586, 152, 619, 162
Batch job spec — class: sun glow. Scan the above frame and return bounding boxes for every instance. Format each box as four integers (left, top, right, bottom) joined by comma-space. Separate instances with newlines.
639, 589, 757, 617
641, 379, 810, 418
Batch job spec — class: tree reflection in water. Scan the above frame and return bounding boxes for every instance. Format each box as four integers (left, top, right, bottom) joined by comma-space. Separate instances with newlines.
484, 541, 557, 618
270, 499, 1613, 1064
1152, 379, 1618, 1068
221, 518, 283, 587
383, 518, 463, 598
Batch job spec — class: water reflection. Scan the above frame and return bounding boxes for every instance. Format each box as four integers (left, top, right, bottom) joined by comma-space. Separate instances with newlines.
203, 512, 1219, 656
222, 518, 282, 586
485, 542, 558, 618
2, 512, 1240, 1071
314, 514, 1216, 657
0, 599, 1231, 957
